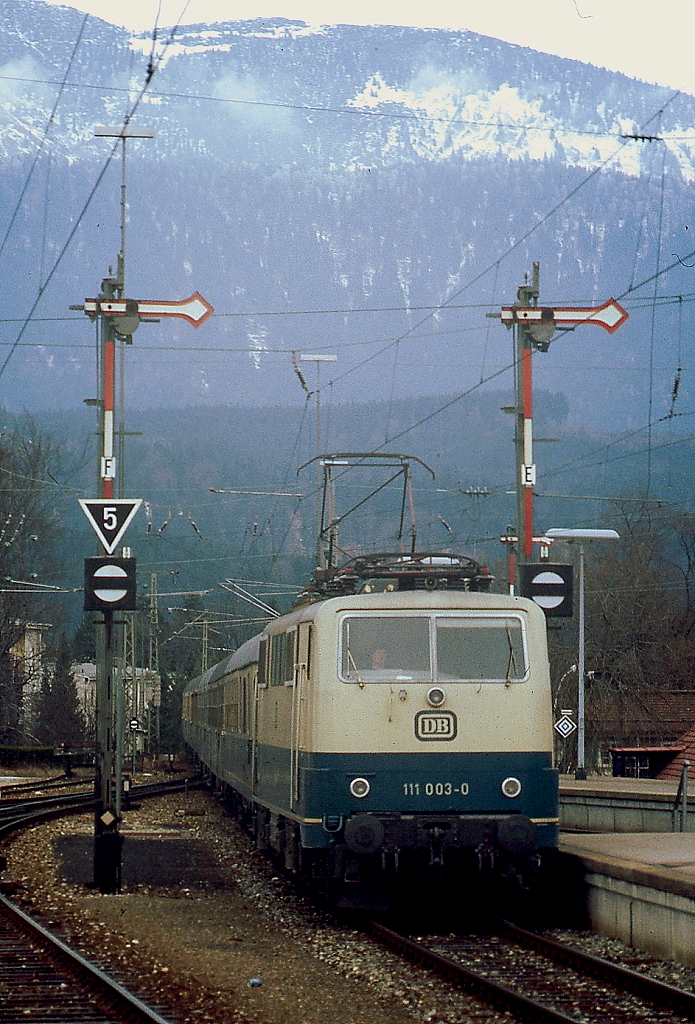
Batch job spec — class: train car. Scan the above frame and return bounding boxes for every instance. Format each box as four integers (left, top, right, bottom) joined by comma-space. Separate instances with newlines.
182, 554, 558, 909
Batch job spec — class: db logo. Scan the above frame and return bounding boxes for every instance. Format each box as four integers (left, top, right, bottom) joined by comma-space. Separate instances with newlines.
415, 711, 457, 741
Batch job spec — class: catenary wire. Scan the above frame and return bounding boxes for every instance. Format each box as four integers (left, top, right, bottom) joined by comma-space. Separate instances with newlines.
0, 14, 89, 266
0, 3, 192, 384
4, 69, 688, 139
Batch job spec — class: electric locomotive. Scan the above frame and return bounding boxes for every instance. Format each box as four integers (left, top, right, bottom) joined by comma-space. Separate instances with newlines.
182, 553, 558, 909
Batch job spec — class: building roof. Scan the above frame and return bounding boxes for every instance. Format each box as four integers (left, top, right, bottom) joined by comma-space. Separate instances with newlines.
587, 688, 695, 747
656, 725, 695, 780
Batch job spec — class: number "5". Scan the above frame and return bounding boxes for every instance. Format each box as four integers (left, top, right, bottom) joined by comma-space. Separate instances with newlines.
103, 506, 118, 531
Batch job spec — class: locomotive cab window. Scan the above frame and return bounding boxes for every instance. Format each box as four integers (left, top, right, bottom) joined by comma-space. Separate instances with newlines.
435, 616, 527, 682
341, 615, 430, 681
340, 613, 528, 683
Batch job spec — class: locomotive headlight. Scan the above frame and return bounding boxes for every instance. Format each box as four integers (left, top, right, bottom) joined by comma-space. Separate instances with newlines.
349, 777, 371, 798
501, 776, 522, 799
426, 686, 446, 707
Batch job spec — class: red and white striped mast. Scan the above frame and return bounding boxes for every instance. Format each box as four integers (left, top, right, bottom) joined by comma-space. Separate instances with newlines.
94, 127, 153, 501
496, 263, 628, 591
100, 310, 116, 500
509, 262, 544, 586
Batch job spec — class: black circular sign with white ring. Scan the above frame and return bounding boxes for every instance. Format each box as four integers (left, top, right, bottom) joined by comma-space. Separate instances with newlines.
84, 557, 137, 611
519, 563, 573, 617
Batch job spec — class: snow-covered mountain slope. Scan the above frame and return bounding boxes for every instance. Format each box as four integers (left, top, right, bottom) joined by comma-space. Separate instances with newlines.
0, 1, 693, 431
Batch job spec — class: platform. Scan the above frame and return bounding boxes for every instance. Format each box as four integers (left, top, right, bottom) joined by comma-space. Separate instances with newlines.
559, 773, 691, 832
559, 831, 695, 967
558, 776, 695, 966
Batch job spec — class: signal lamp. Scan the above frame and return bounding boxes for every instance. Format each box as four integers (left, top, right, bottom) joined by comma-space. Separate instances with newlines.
426, 686, 446, 708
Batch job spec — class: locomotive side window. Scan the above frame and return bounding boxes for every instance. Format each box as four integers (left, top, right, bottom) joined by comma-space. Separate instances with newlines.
300, 622, 312, 680
268, 630, 297, 686
340, 613, 528, 683
341, 615, 431, 681
435, 616, 528, 682
269, 635, 282, 686
284, 630, 297, 683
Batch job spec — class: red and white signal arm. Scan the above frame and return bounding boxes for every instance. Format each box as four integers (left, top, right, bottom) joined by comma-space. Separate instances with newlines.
519, 563, 573, 618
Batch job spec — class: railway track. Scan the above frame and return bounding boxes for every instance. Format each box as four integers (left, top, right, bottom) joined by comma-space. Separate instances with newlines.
0, 892, 175, 1023
6, 777, 695, 1024
0, 778, 201, 1024
0, 771, 93, 798
0, 776, 201, 827
367, 916, 695, 1023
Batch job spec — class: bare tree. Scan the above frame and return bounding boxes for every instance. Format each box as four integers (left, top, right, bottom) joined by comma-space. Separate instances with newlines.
549, 499, 695, 770
0, 416, 71, 743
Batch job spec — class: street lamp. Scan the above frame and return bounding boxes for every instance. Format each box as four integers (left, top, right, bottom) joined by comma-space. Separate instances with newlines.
545, 528, 620, 780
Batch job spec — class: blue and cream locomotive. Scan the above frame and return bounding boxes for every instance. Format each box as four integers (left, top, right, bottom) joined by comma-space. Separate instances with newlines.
182, 554, 558, 908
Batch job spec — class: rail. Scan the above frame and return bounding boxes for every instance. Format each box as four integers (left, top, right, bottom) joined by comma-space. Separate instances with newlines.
0, 778, 202, 1023
366, 916, 695, 1023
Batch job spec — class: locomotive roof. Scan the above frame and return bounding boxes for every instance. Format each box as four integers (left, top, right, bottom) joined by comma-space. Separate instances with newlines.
267, 587, 545, 631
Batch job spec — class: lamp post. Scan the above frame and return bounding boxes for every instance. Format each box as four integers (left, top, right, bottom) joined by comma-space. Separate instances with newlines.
545, 528, 620, 780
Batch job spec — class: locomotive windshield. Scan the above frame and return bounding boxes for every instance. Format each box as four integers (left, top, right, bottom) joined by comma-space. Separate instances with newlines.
340, 613, 527, 683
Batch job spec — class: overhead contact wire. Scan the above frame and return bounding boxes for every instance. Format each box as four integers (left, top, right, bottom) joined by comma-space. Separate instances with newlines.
0, 5, 190, 384
0, 13, 89, 266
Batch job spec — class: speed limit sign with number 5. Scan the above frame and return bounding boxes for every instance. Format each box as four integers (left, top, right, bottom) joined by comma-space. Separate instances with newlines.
79, 499, 142, 554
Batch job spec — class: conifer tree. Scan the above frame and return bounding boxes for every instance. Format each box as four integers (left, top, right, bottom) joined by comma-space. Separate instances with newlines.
36, 634, 84, 748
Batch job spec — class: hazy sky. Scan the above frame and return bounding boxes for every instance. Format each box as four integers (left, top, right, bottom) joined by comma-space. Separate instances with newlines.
40, 0, 695, 96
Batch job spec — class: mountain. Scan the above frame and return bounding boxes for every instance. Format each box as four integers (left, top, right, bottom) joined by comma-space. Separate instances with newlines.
0, 1, 693, 434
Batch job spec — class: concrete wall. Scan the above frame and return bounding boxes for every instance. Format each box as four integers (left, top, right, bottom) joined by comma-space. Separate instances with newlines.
580, 867, 695, 967
560, 788, 691, 833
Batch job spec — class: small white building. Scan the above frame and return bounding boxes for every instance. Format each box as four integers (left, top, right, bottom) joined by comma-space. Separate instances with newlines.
10, 622, 52, 735
71, 662, 161, 748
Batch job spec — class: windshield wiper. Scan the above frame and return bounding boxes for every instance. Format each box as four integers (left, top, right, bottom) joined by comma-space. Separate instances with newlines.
347, 647, 365, 688
505, 624, 518, 687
